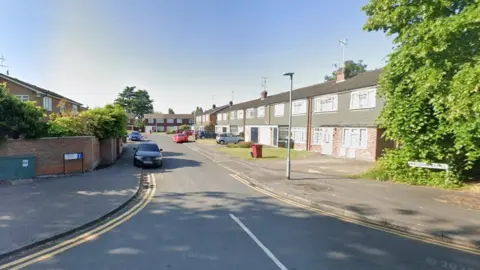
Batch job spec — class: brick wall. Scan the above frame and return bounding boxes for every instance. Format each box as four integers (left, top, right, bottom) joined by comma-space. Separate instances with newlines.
0, 136, 98, 176
331, 127, 378, 161
99, 138, 123, 166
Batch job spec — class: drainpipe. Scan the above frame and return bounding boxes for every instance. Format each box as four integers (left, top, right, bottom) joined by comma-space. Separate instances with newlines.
306, 97, 313, 151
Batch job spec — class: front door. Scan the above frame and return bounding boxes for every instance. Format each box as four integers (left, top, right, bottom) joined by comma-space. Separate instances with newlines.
321, 128, 333, 155
272, 127, 278, 146
251, 127, 259, 143
222, 127, 227, 132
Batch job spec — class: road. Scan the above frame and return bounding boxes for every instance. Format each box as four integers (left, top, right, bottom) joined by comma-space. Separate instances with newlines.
25, 134, 480, 270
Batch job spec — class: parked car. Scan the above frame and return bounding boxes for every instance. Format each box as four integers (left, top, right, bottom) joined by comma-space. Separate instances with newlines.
216, 133, 243, 145
182, 130, 194, 136
128, 131, 142, 141
173, 133, 189, 143
195, 130, 205, 139
133, 142, 163, 168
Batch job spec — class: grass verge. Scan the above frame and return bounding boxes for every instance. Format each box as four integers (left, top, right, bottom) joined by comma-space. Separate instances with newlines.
218, 147, 312, 160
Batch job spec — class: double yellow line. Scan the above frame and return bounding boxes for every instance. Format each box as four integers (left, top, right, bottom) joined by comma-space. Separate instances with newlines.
1, 174, 157, 269
229, 173, 480, 256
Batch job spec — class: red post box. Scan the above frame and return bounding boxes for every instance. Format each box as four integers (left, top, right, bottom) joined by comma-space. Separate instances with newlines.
251, 144, 263, 158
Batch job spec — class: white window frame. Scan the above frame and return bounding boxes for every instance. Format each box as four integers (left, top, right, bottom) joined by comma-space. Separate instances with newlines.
177, 118, 183, 124
218, 113, 222, 121
237, 110, 244, 119
256, 106, 265, 118
350, 88, 377, 110
157, 126, 165, 131
167, 119, 174, 124
43, 97, 52, 111
222, 113, 227, 120
188, 119, 194, 124
313, 128, 322, 145
15, 95, 29, 102
246, 108, 255, 119
342, 128, 368, 149
157, 118, 164, 123
148, 118, 154, 124
72, 105, 78, 115
291, 127, 306, 143
274, 103, 285, 117
230, 111, 236, 120
314, 95, 338, 113
292, 99, 307, 115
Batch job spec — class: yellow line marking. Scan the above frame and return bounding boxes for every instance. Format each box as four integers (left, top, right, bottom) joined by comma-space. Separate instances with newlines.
229, 173, 480, 256
1, 174, 158, 270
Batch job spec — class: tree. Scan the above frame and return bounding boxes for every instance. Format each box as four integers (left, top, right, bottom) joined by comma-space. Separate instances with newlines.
324, 60, 367, 81
0, 82, 46, 140
192, 106, 203, 114
362, 0, 480, 185
114, 86, 154, 119
168, 108, 175, 114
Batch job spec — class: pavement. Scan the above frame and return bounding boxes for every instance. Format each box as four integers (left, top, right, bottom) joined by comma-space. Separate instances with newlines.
0, 144, 141, 256
21, 134, 480, 270
187, 139, 480, 250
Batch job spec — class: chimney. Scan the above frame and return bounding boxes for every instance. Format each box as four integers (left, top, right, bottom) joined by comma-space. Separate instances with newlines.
212, 104, 216, 109
229, 101, 233, 106
260, 90, 268, 100
336, 68, 345, 83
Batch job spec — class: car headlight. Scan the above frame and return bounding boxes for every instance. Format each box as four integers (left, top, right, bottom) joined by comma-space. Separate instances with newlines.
154, 156, 162, 160
135, 156, 143, 160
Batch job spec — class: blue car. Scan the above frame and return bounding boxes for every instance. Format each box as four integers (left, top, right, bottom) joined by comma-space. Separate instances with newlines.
128, 131, 142, 141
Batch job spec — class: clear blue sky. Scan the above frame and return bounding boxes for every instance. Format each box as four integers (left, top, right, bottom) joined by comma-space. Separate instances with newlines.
0, 0, 392, 113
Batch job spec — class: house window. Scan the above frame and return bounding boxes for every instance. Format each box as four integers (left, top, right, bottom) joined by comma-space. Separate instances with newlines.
230, 111, 236, 120
342, 128, 368, 149
350, 88, 376, 110
15, 95, 29, 102
313, 128, 321, 145
291, 127, 306, 143
177, 118, 183, 124
314, 95, 338, 112
237, 110, 244, 119
72, 105, 78, 115
148, 118, 154, 124
157, 126, 165, 132
246, 108, 255, 119
257, 106, 265, 118
157, 118, 164, 123
188, 119, 194, 124
292, 100, 307, 115
274, 103, 284, 117
223, 113, 227, 120
167, 119, 174, 123
218, 114, 223, 121
59, 104, 65, 113
43, 97, 52, 111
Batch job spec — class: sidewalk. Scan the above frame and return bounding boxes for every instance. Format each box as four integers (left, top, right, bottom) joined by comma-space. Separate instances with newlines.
188, 142, 480, 250
0, 144, 141, 256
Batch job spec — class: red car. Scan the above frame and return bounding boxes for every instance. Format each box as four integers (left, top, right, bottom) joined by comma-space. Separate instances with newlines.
183, 130, 194, 136
173, 133, 189, 143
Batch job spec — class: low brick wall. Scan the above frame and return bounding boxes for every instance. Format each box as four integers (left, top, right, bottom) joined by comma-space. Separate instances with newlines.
0, 136, 99, 176
0, 136, 123, 177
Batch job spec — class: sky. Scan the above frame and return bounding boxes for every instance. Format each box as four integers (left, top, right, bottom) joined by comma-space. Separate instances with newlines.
0, 0, 393, 114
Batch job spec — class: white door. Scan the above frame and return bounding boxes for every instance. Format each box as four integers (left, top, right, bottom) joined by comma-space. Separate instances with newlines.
259, 127, 271, 145
321, 128, 333, 155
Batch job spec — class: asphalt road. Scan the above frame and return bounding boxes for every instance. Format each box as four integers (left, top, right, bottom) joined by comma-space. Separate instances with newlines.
26, 135, 480, 270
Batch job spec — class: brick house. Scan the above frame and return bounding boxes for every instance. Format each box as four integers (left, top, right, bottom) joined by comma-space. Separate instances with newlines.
143, 113, 194, 133
212, 68, 394, 161
194, 104, 230, 132
0, 73, 85, 116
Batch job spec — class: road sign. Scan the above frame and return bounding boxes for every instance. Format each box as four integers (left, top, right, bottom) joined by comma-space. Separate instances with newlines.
408, 161, 449, 170
64, 153, 83, 160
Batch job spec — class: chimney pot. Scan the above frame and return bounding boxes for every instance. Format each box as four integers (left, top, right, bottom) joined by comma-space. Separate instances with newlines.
229, 101, 233, 106
212, 104, 216, 109
336, 68, 345, 83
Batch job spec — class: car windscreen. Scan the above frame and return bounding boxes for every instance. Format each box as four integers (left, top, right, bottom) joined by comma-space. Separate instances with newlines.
138, 144, 159, 152
131, 132, 140, 135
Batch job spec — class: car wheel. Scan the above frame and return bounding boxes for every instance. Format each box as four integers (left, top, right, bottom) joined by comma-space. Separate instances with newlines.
219, 140, 225, 145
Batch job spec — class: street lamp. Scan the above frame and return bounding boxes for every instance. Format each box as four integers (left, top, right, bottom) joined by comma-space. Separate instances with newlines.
283, 72, 294, 180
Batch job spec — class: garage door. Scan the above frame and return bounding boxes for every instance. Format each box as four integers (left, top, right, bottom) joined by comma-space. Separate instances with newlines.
259, 127, 271, 145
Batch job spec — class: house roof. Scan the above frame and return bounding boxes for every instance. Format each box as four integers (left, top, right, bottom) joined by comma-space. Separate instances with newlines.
0, 73, 84, 106
220, 68, 383, 113
144, 113, 194, 119
197, 104, 230, 116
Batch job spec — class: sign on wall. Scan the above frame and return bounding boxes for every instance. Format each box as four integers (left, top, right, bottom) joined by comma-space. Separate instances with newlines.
408, 161, 449, 170
64, 153, 83, 160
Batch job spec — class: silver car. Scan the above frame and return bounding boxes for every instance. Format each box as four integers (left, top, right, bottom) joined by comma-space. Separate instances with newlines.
216, 133, 243, 145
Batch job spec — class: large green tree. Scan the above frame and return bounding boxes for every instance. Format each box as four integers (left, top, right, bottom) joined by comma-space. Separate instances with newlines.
192, 106, 203, 115
363, 0, 480, 185
324, 60, 368, 81
0, 82, 46, 140
114, 86, 154, 118
168, 108, 175, 114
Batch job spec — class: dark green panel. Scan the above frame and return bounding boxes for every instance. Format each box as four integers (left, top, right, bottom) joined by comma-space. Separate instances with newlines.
0, 156, 36, 181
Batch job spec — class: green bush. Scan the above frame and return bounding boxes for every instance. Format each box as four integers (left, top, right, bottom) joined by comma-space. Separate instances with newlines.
167, 130, 177, 134
179, 125, 191, 131
227, 141, 253, 148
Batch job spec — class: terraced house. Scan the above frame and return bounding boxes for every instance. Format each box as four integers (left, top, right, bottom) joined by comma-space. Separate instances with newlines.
194, 104, 230, 131
144, 113, 194, 133
1, 73, 85, 116
212, 68, 394, 161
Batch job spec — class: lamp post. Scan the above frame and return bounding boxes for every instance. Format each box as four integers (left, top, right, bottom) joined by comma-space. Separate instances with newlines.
283, 72, 294, 180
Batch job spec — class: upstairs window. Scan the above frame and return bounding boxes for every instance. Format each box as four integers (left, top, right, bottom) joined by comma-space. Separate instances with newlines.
237, 110, 244, 119
15, 95, 29, 102
292, 100, 307, 115
257, 106, 265, 118
350, 88, 376, 110
246, 108, 255, 119
314, 95, 338, 112
43, 97, 52, 111
274, 103, 284, 117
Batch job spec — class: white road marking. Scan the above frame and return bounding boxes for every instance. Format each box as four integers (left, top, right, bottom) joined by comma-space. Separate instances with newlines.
229, 213, 288, 270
